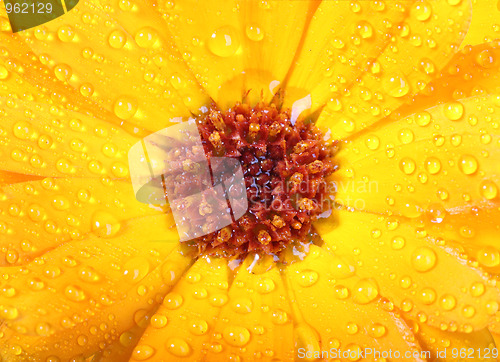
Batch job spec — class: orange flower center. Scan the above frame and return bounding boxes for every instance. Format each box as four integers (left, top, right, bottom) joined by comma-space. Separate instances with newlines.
179, 102, 336, 257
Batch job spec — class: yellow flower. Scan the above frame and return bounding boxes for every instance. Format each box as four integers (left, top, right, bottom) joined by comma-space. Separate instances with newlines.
0, 0, 499, 361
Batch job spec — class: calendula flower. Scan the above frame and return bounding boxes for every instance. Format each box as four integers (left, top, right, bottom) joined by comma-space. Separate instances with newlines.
0, 0, 499, 361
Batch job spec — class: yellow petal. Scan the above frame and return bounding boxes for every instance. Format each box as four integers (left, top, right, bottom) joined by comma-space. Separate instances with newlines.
131, 256, 228, 361
205, 257, 294, 361
313, 0, 471, 140
0, 178, 163, 265
0, 98, 138, 178
285, 0, 414, 110
5, 0, 208, 133
284, 245, 425, 361
462, 0, 500, 47
414, 322, 497, 361
96, 323, 146, 362
333, 94, 500, 216
157, 0, 316, 108
315, 210, 500, 331
0, 215, 191, 360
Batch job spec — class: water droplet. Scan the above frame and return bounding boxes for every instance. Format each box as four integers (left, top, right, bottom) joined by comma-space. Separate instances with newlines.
208, 26, 240, 57
439, 294, 457, 311
399, 158, 416, 175
189, 319, 208, 335
365, 135, 380, 150
419, 288, 437, 305
164, 292, 183, 309
458, 155, 478, 175
114, 96, 138, 120
353, 279, 379, 304
476, 49, 496, 68
150, 314, 168, 329
443, 101, 464, 121
0, 65, 9, 80
415, 111, 431, 126
0, 305, 19, 320
13, 121, 32, 140
295, 324, 321, 358
271, 309, 289, 325
391, 236, 406, 250
470, 282, 485, 297
425, 157, 441, 174
480, 180, 498, 200
79, 266, 101, 283
297, 269, 319, 287
383, 73, 410, 98
245, 25, 264, 41
398, 128, 414, 144
123, 257, 150, 284
223, 326, 251, 347
369, 323, 387, 338
256, 278, 275, 294
133, 345, 156, 360
411, 247, 437, 272
412, 1, 432, 21
57, 25, 75, 42
135, 27, 158, 48
65, 285, 86, 302
166, 338, 191, 357
231, 297, 253, 314
356, 20, 373, 39
91, 211, 121, 238
108, 30, 127, 49
477, 247, 500, 267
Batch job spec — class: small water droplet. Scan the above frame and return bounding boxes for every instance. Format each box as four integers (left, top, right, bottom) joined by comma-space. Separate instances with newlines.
135, 27, 158, 48
245, 25, 264, 41
399, 157, 416, 175
480, 180, 498, 200
443, 101, 464, 121
458, 154, 478, 175
166, 338, 192, 357
353, 279, 379, 304
223, 326, 251, 347
109, 30, 127, 49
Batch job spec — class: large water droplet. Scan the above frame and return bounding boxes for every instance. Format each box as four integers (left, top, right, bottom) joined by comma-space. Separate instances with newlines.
383, 73, 410, 98
245, 25, 264, 41
208, 26, 240, 57
458, 154, 478, 175
223, 326, 251, 347
411, 247, 437, 272
91, 211, 121, 238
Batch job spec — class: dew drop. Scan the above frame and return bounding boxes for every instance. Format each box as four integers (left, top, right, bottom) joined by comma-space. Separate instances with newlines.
123, 257, 150, 284
297, 269, 319, 287
424, 157, 441, 175
135, 27, 158, 48
412, 1, 432, 21
166, 338, 191, 357
208, 26, 240, 57
399, 157, 416, 175
477, 246, 500, 267
383, 73, 410, 98
391, 236, 406, 250
353, 279, 379, 304
365, 135, 380, 150
114, 96, 138, 120
91, 211, 121, 238
476, 49, 496, 68
57, 25, 75, 42
356, 20, 373, 39
419, 288, 437, 305
0, 65, 9, 80
64, 285, 86, 302
443, 101, 464, 121
398, 128, 414, 144
223, 326, 251, 347
189, 319, 208, 335
245, 25, 264, 41
132, 345, 156, 360
480, 180, 498, 200
150, 314, 168, 329
411, 247, 437, 272
458, 155, 478, 175
439, 294, 457, 311
108, 30, 127, 49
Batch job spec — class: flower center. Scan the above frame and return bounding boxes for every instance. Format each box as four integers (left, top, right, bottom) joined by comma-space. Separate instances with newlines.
183, 102, 335, 256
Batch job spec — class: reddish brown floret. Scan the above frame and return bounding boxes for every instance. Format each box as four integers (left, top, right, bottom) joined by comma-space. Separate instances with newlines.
183, 102, 336, 256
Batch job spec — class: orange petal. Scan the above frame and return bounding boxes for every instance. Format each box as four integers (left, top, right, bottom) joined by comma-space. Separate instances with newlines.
0, 178, 163, 265
0, 215, 191, 360
462, 0, 500, 47
156, 0, 316, 108
414, 322, 497, 361
284, 245, 425, 361
0, 98, 138, 178
314, 0, 471, 140
315, 210, 500, 331
203, 256, 294, 361
0, 171, 41, 186
332, 94, 500, 217
96, 323, 146, 362
130, 256, 228, 361
5, 0, 208, 134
